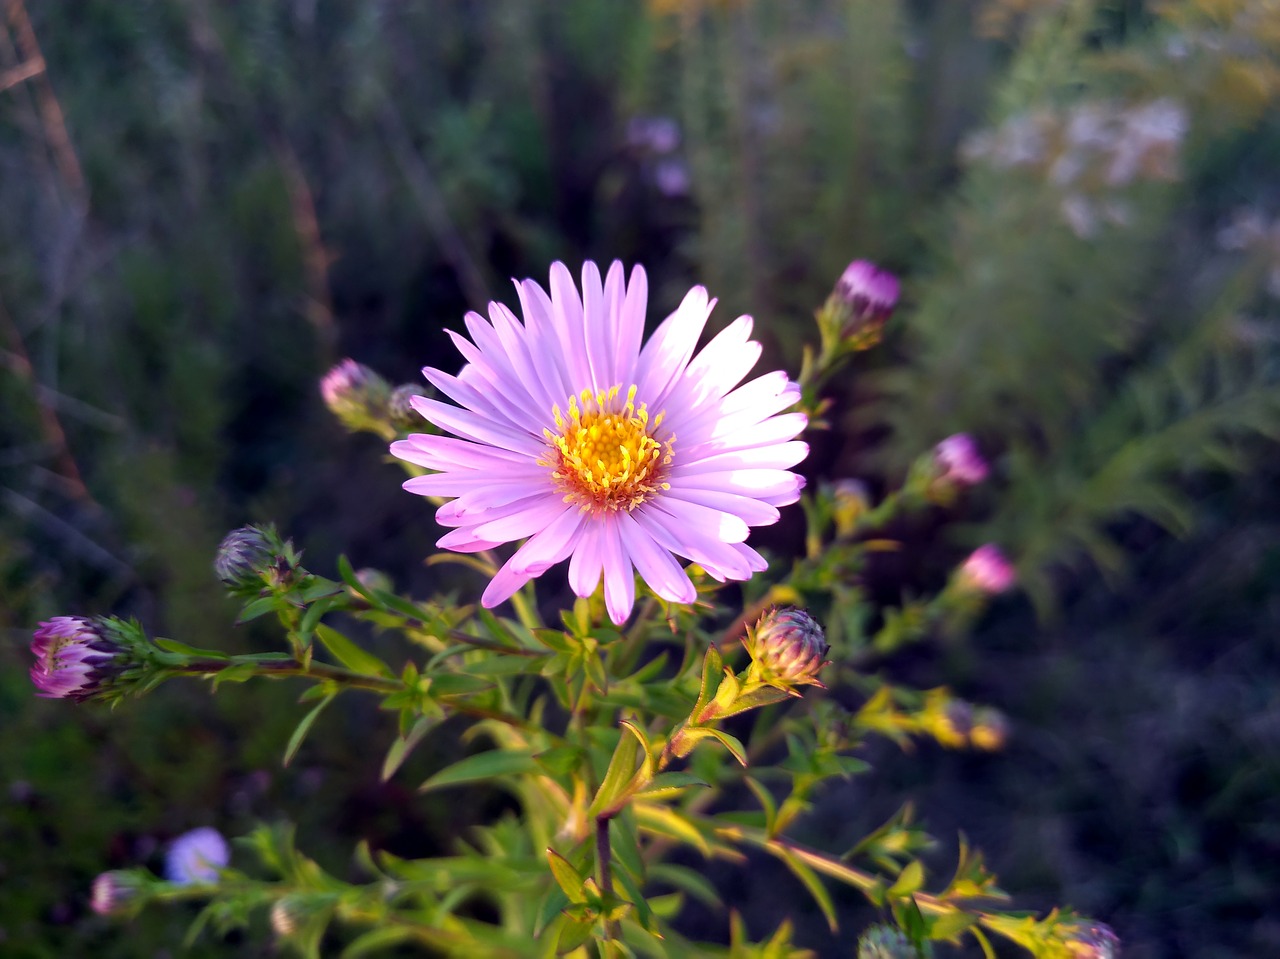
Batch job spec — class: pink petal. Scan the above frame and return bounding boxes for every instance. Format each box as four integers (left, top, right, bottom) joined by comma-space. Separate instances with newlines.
599, 517, 636, 625
568, 525, 605, 597
618, 511, 696, 604
410, 395, 546, 456
633, 286, 712, 404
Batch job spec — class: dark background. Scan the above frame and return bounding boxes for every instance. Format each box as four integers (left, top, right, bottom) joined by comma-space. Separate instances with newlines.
2, 1, 1279, 956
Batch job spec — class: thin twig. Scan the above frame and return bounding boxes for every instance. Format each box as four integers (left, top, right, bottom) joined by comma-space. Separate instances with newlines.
0, 291, 92, 501
0, 52, 39, 91
5, 0, 87, 204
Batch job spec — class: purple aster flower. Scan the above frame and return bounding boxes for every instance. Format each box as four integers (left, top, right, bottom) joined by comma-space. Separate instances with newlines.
392, 261, 808, 625
164, 827, 229, 885
835, 260, 900, 332
30, 616, 130, 702
933, 433, 989, 486
957, 544, 1016, 595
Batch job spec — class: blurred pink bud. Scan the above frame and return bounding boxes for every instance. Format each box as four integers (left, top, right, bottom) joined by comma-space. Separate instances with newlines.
958, 545, 1016, 595
91, 870, 143, 916
934, 434, 989, 486
836, 260, 900, 332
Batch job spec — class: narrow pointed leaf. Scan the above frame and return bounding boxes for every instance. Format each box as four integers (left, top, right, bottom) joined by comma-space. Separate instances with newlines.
419, 749, 537, 792
284, 690, 337, 767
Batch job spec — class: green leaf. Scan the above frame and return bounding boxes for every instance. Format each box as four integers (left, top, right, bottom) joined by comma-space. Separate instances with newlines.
381, 715, 438, 782
419, 749, 537, 792
744, 777, 778, 835
691, 646, 724, 719
535, 745, 586, 779
153, 638, 227, 659
210, 662, 259, 688
314, 624, 393, 677
698, 728, 749, 767
429, 673, 494, 697
633, 804, 711, 857
635, 771, 710, 800
546, 848, 588, 904
283, 690, 337, 767
555, 914, 596, 954
773, 846, 838, 933
236, 595, 280, 624
588, 722, 644, 819
340, 927, 416, 958
929, 910, 977, 941
336, 554, 374, 601
650, 863, 722, 910
889, 860, 925, 898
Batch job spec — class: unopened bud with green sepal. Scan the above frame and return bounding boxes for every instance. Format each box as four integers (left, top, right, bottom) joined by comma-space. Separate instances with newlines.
744, 606, 830, 693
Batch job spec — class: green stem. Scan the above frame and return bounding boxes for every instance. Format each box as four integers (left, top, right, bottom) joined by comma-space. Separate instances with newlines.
178, 657, 403, 693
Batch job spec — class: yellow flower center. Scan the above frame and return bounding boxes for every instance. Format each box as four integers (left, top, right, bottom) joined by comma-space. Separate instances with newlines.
543, 385, 673, 512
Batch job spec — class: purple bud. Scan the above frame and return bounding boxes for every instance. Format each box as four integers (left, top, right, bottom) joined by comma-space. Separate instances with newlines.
749, 607, 829, 688
836, 260, 900, 334
388, 384, 422, 432
933, 434, 989, 486
957, 545, 1016, 595
30, 617, 132, 703
91, 870, 143, 916
214, 526, 276, 591
164, 827, 229, 885
320, 359, 375, 410
1064, 921, 1121, 959
320, 359, 391, 432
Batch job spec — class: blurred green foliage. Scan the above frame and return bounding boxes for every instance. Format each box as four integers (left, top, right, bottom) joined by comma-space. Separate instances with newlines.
3, 0, 1280, 956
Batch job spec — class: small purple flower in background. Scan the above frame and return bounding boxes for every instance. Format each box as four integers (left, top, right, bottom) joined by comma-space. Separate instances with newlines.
164, 827, 229, 885
654, 158, 691, 197
934, 433, 989, 486
30, 617, 129, 702
320, 358, 375, 411
392, 261, 808, 626
91, 871, 143, 916
835, 260, 900, 333
957, 545, 1016, 595
625, 116, 680, 155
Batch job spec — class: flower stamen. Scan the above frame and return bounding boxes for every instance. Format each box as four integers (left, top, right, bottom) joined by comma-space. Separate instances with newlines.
543, 385, 673, 512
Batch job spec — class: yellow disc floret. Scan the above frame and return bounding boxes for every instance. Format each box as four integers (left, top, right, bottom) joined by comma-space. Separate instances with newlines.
543, 385, 673, 512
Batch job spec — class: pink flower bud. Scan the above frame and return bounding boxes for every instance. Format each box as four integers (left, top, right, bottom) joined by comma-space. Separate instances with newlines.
957, 545, 1016, 595
933, 434, 989, 486
748, 607, 830, 688
91, 870, 144, 916
835, 260, 900, 334
30, 617, 132, 702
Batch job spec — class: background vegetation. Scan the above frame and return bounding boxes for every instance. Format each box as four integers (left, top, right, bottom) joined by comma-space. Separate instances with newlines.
2, 0, 1279, 956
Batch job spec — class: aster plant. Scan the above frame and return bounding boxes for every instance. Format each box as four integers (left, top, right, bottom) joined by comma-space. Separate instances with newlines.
36, 262, 1117, 958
